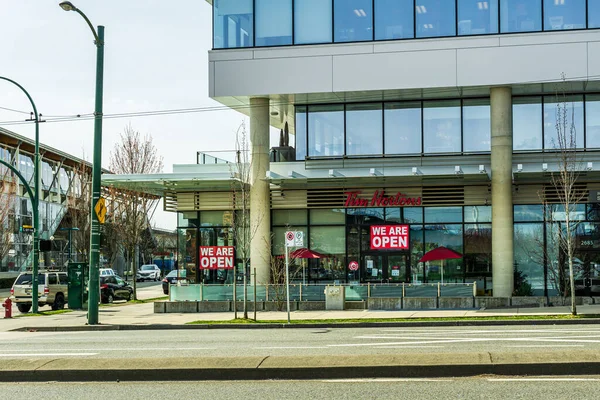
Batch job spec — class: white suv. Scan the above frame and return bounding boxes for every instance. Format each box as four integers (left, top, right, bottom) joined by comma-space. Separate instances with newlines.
136, 264, 161, 281
10, 270, 68, 313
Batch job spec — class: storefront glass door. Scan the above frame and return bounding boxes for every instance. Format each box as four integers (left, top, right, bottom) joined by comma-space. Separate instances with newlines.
362, 253, 409, 283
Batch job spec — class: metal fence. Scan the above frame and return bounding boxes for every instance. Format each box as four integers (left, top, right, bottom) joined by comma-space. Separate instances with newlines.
169, 282, 476, 302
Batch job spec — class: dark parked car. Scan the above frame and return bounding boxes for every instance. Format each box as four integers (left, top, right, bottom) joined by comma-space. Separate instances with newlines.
100, 275, 133, 303
162, 270, 184, 295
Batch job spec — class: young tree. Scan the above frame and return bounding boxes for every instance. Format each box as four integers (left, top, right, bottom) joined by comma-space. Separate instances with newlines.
547, 81, 586, 315
230, 121, 265, 319
108, 124, 163, 299
66, 158, 92, 263
0, 162, 17, 271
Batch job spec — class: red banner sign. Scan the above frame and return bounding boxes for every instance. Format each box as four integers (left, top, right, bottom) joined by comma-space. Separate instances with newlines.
199, 246, 234, 269
370, 225, 409, 250
344, 190, 421, 208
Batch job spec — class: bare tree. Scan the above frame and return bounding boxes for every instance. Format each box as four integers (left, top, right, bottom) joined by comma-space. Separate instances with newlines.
108, 124, 163, 300
0, 161, 17, 271
230, 121, 265, 319
547, 81, 586, 315
65, 158, 92, 263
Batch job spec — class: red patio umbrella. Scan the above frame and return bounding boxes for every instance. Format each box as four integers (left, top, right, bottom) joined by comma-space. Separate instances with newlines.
290, 248, 327, 259
419, 246, 463, 284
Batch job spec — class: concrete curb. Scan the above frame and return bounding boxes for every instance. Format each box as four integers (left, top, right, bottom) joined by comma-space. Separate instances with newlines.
12, 317, 600, 332
1, 352, 599, 382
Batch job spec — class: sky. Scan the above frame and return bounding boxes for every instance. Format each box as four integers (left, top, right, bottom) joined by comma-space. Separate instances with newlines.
0, 0, 275, 230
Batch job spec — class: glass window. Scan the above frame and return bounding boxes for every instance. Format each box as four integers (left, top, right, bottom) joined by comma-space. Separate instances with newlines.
424, 224, 463, 282
310, 209, 346, 225
590, 0, 600, 28
425, 207, 463, 223
334, 0, 373, 42
295, 0, 333, 44
514, 223, 545, 295
543, 0, 585, 31
200, 211, 229, 226
178, 212, 198, 228
404, 207, 424, 223
464, 206, 492, 222
273, 227, 308, 255
463, 99, 491, 152
375, 0, 415, 40
308, 105, 344, 157
514, 205, 544, 221
384, 102, 422, 155
423, 100, 461, 153
543, 95, 584, 150
255, 0, 292, 46
416, 0, 457, 38
586, 95, 600, 148
500, 0, 542, 33
346, 103, 383, 156
458, 0, 499, 35
513, 97, 542, 151
386, 208, 402, 223
310, 226, 346, 281
213, 0, 254, 49
272, 210, 308, 226
295, 107, 307, 160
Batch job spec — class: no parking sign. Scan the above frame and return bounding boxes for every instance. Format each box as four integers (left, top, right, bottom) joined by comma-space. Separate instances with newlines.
285, 231, 304, 247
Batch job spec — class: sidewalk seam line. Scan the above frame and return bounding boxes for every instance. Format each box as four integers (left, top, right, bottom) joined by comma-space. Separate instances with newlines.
256, 356, 269, 369
35, 359, 57, 371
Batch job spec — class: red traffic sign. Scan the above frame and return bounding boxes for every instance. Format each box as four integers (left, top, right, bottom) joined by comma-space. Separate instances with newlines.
348, 261, 359, 271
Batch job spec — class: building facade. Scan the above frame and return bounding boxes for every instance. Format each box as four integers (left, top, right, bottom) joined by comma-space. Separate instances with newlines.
107, 1, 600, 298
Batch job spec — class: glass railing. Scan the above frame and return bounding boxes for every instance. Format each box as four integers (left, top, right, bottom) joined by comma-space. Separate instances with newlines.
169, 282, 476, 302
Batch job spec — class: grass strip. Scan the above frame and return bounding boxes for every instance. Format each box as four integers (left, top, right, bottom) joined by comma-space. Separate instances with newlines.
15, 309, 74, 318
186, 314, 600, 325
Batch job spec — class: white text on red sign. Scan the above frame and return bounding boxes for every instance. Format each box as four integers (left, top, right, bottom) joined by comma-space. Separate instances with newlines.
370, 225, 409, 250
199, 246, 234, 269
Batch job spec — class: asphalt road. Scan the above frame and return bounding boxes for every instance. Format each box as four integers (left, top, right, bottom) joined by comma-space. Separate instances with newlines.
1, 377, 599, 399
2, 325, 600, 359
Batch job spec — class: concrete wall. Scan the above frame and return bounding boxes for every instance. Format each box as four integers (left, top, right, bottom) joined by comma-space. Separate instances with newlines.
209, 30, 600, 98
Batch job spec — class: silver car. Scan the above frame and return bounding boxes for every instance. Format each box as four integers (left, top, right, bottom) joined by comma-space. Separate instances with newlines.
136, 264, 161, 281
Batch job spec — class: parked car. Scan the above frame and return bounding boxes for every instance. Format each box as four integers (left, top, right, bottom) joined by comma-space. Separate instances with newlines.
10, 270, 68, 313
100, 275, 133, 303
136, 264, 161, 282
162, 269, 185, 294
100, 268, 116, 277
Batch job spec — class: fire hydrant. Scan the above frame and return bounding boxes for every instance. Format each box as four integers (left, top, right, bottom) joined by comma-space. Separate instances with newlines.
2, 298, 12, 319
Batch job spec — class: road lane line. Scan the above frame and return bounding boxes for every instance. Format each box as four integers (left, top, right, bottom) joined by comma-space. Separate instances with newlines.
0, 348, 213, 352
253, 346, 328, 349
0, 353, 98, 357
322, 378, 454, 382
505, 345, 584, 348
489, 378, 600, 382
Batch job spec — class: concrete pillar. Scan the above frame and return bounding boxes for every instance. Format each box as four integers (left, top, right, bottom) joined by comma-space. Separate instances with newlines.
490, 87, 514, 297
249, 97, 271, 284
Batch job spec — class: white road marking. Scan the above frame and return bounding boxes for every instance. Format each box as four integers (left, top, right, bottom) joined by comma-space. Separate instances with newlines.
375, 346, 445, 349
254, 346, 328, 349
0, 353, 97, 357
330, 338, 489, 347
382, 329, 600, 334
489, 378, 600, 382
506, 345, 584, 347
0, 348, 213, 352
322, 378, 454, 383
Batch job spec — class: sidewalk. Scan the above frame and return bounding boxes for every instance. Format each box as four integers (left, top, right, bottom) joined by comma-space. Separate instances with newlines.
3, 301, 600, 332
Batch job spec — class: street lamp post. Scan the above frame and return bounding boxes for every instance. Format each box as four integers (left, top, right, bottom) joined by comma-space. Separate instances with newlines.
0, 76, 40, 314
59, 1, 104, 325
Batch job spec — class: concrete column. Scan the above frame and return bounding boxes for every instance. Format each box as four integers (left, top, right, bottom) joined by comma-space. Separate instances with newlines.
490, 87, 514, 298
249, 97, 271, 284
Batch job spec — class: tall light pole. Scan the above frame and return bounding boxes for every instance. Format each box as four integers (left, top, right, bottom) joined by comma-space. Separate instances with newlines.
0, 76, 40, 314
59, 1, 104, 325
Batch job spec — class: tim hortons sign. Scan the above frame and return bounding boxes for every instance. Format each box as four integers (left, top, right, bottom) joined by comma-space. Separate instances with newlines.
344, 190, 422, 208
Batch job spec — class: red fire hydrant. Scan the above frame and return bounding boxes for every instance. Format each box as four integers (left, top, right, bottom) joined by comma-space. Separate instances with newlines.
2, 298, 12, 319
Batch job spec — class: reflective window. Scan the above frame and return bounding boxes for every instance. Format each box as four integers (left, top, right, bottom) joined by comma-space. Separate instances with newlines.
404, 207, 424, 223
375, 0, 415, 40
425, 207, 463, 223
308, 105, 344, 157
273, 210, 308, 226
513, 97, 542, 151
543, 95, 584, 150
334, 0, 373, 42
463, 99, 491, 152
346, 103, 383, 156
416, 0, 457, 38
590, 0, 600, 28
423, 100, 461, 153
514, 223, 544, 295
464, 206, 492, 222
310, 209, 346, 225
295, 0, 333, 44
514, 205, 544, 222
458, 0, 499, 35
213, 0, 253, 49
500, 0, 542, 33
543, 0, 586, 31
586, 95, 600, 148
295, 107, 307, 160
255, 0, 292, 46
384, 102, 422, 155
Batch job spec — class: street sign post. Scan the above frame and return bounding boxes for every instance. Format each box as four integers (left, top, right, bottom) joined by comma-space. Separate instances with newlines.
284, 231, 303, 324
